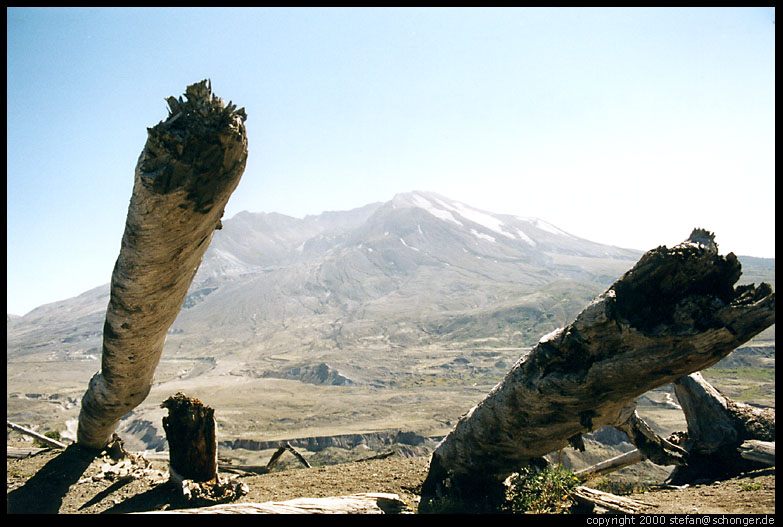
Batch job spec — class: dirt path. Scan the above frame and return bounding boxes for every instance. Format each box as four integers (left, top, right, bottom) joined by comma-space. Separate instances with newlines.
6, 445, 775, 514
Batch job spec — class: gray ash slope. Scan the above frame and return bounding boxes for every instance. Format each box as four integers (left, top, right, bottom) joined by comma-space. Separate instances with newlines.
8, 191, 640, 360
168, 189, 647, 353
7, 191, 774, 362
7, 191, 775, 457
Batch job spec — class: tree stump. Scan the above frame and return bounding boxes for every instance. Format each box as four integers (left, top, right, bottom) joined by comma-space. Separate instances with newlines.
419, 229, 775, 512
161, 393, 218, 483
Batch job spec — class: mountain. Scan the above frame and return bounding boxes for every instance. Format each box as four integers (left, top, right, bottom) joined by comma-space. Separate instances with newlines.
8, 191, 776, 361
7, 191, 775, 450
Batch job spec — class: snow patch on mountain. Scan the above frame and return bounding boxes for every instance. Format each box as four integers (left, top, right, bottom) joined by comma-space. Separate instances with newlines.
470, 229, 496, 243
519, 217, 573, 237
400, 238, 420, 251
408, 193, 463, 226
516, 229, 536, 246
437, 198, 515, 240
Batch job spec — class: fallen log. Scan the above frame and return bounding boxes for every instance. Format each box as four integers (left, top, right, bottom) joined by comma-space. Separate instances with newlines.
571, 486, 651, 514
7, 421, 67, 449
77, 80, 248, 449
419, 229, 775, 512
134, 493, 407, 514
738, 440, 775, 466
574, 449, 645, 481
7, 446, 50, 459
667, 372, 775, 483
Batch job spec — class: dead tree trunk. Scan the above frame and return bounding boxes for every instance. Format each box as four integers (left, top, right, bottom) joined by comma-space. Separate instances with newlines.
667, 372, 775, 484
162, 393, 218, 483
77, 80, 248, 449
419, 229, 775, 512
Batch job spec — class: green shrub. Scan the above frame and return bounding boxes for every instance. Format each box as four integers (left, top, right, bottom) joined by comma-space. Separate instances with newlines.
504, 465, 580, 513
33, 430, 61, 448
589, 476, 650, 496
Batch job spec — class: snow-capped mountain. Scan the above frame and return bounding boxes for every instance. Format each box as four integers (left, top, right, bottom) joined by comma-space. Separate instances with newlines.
8, 191, 647, 363
7, 191, 775, 453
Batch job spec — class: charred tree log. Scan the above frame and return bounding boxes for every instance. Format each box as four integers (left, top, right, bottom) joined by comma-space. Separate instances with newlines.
667, 372, 775, 484
161, 393, 218, 483
77, 80, 248, 449
419, 229, 775, 512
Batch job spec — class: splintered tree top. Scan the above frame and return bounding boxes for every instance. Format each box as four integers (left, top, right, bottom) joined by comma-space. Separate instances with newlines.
139, 79, 248, 214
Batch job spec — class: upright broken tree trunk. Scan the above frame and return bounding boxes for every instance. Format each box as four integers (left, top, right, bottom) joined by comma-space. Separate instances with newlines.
419, 229, 775, 512
667, 372, 775, 484
162, 393, 218, 483
77, 80, 248, 449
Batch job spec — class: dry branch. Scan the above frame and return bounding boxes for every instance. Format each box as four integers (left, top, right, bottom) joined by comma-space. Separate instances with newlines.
7, 421, 67, 449
221, 442, 312, 475
574, 449, 645, 481
77, 80, 248, 449
419, 229, 775, 512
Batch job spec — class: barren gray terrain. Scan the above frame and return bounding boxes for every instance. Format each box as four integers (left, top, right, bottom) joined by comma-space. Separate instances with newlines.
7, 192, 775, 479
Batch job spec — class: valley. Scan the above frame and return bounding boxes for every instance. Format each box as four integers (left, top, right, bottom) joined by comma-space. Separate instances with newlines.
7, 191, 775, 481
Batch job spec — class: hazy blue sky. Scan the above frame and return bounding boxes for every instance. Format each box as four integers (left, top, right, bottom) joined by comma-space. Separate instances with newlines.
7, 7, 775, 316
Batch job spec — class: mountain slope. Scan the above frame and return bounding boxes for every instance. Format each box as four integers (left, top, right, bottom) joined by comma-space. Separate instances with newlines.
9, 191, 775, 362
6, 191, 775, 452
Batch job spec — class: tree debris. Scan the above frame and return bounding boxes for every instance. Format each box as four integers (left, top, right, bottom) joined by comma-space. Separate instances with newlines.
738, 440, 775, 466
419, 229, 775, 512
7, 420, 67, 449
77, 79, 248, 450
571, 486, 652, 514
161, 393, 218, 483
667, 372, 775, 483
134, 493, 407, 514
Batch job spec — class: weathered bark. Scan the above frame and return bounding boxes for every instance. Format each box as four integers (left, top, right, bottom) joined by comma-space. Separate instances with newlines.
135, 493, 407, 514
419, 229, 775, 512
613, 409, 688, 466
161, 393, 218, 483
571, 486, 651, 514
738, 440, 775, 466
667, 372, 775, 484
77, 80, 248, 449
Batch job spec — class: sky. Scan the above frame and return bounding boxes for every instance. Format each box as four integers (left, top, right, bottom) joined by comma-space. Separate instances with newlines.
7, 7, 775, 316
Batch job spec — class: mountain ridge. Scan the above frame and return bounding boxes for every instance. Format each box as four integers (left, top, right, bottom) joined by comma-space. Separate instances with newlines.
6, 190, 776, 454
7, 191, 774, 332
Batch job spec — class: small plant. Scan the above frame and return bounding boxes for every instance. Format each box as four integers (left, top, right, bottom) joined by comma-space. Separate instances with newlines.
503, 465, 580, 514
739, 481, 763, 492
590, 476, 650, 496
33, 430, 61, 448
